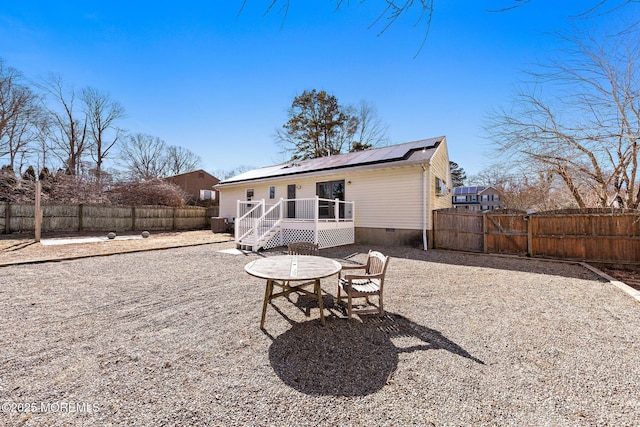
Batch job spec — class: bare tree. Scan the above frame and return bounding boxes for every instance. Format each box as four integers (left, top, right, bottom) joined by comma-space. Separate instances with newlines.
107, 179, 187, 207
119, 133, 169, 181
0, 60, 43, 173
351, 100, 389, 151
247, 1, 637, 56
214, 165, 254, 180
39, 73, 88, 176
487, 0, 638, 14
82, 87, 125, 182
165, 145, 202, 176
31, 113, 60, 176
470, 163, 576, 211
486, 26, 640, 208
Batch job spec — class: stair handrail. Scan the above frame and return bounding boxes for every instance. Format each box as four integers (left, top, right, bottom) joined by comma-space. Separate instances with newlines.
254, 198, 284, 246
235, 200, 264, 244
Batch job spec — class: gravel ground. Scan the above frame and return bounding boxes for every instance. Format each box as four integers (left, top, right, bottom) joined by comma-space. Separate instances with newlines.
0, 230, 234, 265
1, 241, 639, 426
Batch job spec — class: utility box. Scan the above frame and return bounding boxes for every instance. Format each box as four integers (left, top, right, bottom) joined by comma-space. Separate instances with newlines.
211, 217, 227, 233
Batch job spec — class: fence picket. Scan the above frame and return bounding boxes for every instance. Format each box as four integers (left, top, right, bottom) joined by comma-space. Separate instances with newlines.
433, 208, 640, 264
2, 202, 217, 234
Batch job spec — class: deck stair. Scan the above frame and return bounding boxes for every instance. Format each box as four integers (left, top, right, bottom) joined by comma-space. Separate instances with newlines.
237, 223, 281, 251
234, 197, 355, 251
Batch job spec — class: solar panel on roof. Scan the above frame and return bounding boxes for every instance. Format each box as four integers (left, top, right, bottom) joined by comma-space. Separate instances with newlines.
452, 186, 488, 195
219, 137, 444, 183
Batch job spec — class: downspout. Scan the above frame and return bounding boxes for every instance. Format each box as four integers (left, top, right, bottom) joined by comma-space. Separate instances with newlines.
421, 163, 428, 251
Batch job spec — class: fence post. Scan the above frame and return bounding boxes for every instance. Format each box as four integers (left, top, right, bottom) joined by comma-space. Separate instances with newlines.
334, 198, 339, 222
35, 182, 42, 242
173, 207, 177, 230
482, 213, 488, 254
527, 215, 534, 257
78, 203, 84, 232
432, 210, 437, 249
5, 202, 10, 234
131, 206, 136, 231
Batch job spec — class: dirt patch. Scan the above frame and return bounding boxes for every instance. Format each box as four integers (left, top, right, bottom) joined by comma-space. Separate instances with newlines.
601, 267, 640, 291
0, 230, 234, 265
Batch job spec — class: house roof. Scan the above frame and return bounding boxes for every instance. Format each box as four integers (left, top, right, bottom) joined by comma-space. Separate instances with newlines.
164, 169, 219, 182
218, 136, 445, 185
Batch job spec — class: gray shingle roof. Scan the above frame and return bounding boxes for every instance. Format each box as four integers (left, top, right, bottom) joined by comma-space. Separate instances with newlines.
218, 136, 445, 185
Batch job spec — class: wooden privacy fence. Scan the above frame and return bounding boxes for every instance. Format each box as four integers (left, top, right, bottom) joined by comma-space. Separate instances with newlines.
0, 202, 219, 234
433, 208, 640, 265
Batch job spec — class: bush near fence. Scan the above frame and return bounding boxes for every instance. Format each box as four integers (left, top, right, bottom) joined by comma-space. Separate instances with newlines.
0, 202, 220, 234
433, 208, 640, 266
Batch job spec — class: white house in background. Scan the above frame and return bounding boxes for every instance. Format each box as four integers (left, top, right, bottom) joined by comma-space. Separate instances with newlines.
452, 186, 503, 211
215, 136, 452, 251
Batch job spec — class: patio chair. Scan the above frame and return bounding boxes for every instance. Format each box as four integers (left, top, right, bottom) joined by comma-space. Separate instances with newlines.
288, 241, 320, 256
337, 250, 390, 319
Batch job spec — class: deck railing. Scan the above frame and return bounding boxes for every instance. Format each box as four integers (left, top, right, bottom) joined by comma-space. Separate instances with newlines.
235, 201, 264, 243
235, 197, 354, 249
255, 201, 282, 238
282, 197, 354, 222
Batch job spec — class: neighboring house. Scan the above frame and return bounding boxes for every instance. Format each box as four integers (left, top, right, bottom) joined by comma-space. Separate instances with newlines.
164, 169, 220, 205
215, 136, 452, 250
452, 186, 503, 210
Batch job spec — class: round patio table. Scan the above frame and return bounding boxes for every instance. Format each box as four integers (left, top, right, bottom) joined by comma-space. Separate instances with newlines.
245, 255, 342, 328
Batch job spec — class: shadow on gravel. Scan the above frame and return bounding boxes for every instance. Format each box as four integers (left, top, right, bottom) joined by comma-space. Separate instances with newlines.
268, 312, 484, 397
318, 244, 604, 281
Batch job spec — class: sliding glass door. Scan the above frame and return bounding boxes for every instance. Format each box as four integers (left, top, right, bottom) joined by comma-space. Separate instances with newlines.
316, 180, 345, 219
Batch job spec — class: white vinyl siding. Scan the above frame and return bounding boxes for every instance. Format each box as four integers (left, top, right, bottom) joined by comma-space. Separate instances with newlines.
429, 139, 453, 214
345, 167, 423, 229
219, 166, 425, 230
218, 187, 247, 219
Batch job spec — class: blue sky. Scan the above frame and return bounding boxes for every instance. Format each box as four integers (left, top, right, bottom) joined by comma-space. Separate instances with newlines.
0, 1, 630, 178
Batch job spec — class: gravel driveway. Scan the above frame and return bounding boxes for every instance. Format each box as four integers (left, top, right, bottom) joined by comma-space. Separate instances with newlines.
1, 242, 639, 426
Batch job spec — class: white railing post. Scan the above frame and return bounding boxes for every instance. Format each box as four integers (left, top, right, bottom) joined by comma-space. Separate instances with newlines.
261, 199, 265, 216
253, 217, 258, 251
235, 200, 241, 243
334, 198, 340, 223
352, 201, 355, 222
314, 196, 320, 245
236, 199, 241, 242
279, 198, 284, 246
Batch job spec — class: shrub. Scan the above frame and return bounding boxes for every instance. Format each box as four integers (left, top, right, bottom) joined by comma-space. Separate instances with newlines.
107, 179, 187, 207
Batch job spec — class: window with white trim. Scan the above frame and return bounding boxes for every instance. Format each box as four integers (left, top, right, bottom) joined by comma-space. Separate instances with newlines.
435, 177, 447, 196
200, 190, 215, 200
